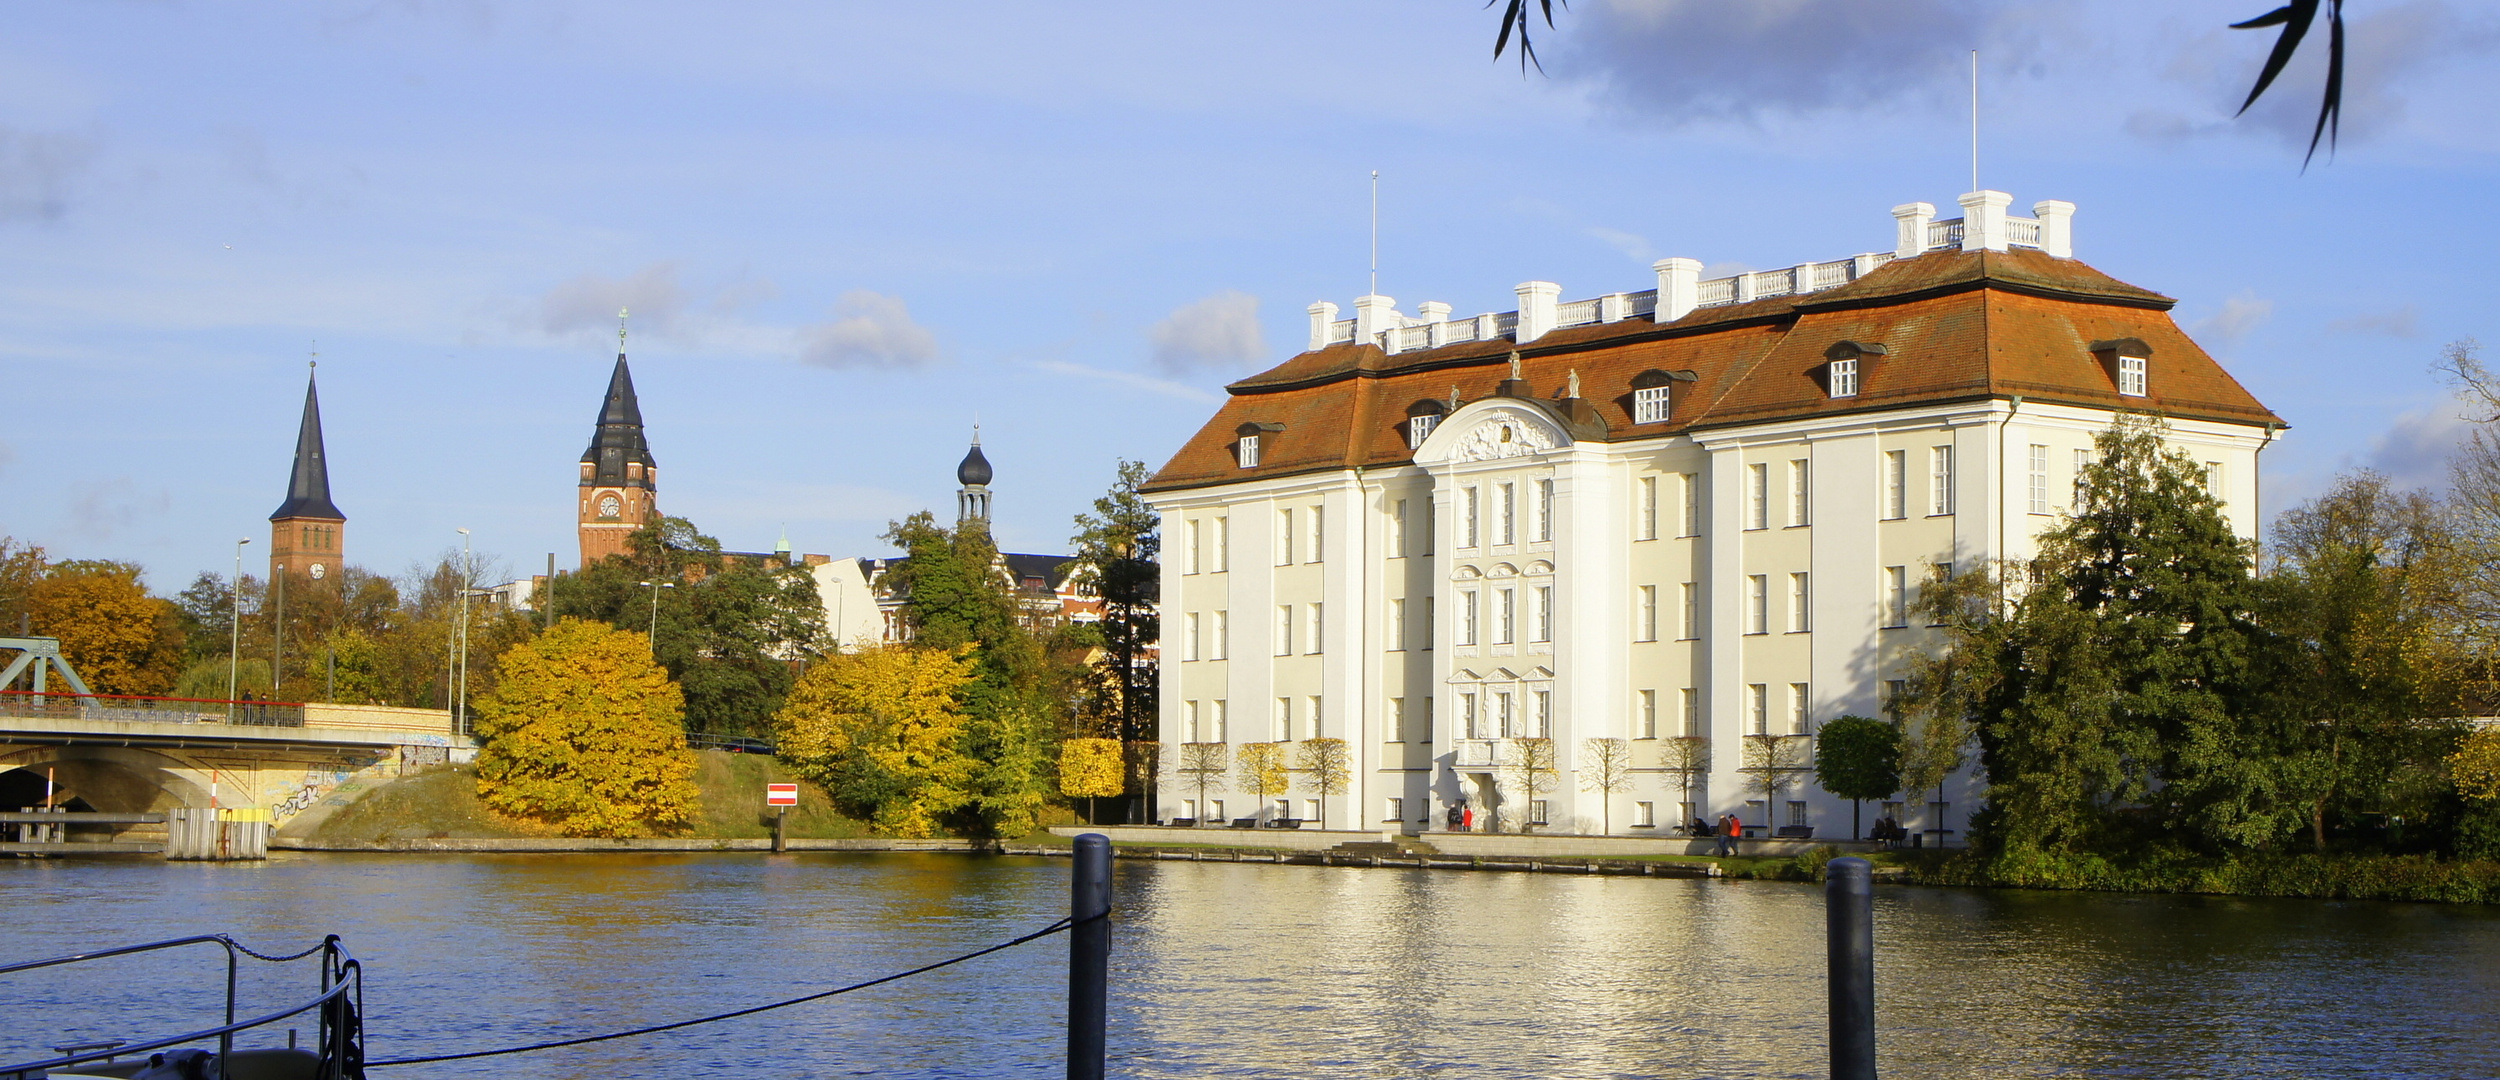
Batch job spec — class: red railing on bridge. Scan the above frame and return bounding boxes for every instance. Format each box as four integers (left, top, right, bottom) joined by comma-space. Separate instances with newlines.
0, 688, 308, 728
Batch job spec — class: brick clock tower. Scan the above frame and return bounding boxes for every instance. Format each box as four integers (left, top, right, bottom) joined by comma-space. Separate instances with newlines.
269, 364, 344, 582
578, 339, 659, 568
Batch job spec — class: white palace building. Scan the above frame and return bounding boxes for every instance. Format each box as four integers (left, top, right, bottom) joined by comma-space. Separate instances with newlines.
1141, 190, 2283, 841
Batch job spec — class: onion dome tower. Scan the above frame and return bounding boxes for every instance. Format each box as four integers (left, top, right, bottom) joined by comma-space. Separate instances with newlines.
956, 427, 993, 525
268, 362, 345, 583
578, 312, 659, 568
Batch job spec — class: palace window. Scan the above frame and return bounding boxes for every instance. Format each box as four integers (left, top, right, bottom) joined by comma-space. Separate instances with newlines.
1882, 451, 1907, 520
1749, 684, 1768, 735
1534, 479, 1553, 542
1638, 689, 1658, 739
1789, 460, 1810, 526
1638, 476, 1659, 541
1746, 575, 1768, 635
1634, 801, 1656, 828
1681, 688, 1699, 736
1637, 585, 1658, 642
1533, 585, 1553, 643
1829, 358, 1859, 397
1789, 683, 1810, 734
1408, 413, 1439, 449
1789, 573, 1811, 633
1634, 384, 1672, 424
1238, 435, 1260, 467
1929, 446, 1955, 516
2117, 355, 2148, 397
1747, 464, 1769, 530
2028, 445, 2051, 515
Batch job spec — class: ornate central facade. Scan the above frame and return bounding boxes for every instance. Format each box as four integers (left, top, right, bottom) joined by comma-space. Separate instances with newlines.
1143, 190, 2283, 839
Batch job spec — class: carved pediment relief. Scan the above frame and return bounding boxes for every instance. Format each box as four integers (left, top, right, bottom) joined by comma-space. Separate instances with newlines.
1452, 415, 1559, 462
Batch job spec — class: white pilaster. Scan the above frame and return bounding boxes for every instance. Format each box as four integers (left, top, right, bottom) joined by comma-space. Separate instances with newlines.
1892, 202, 1936, 259
1959, 190, 2014, 253
2033, 200, 2075, 258
1354, 295, 1401, 343
1307, 301, 1340, 352
1419, 301, 1453, 348
1514, 281, 1561, 343
1653, 258, 1702, 322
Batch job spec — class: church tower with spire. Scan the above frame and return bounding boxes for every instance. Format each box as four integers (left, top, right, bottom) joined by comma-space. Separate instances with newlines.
956, 428, 993, 525
268, 363, 345, 582
578, 316, 659, 567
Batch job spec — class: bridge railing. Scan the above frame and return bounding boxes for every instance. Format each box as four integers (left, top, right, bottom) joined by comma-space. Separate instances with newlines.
0, 689, 307, 728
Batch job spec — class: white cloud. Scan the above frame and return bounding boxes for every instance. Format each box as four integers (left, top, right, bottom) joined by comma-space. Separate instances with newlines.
2325, 304, 2421, 338
538, 262, 689, 339
1584, 226, 1656, 263
1148, 290, 1266, 373
2191, 290, 2272, 346
2362, 406, 2471, 491
1032, 360, 1222, 403
799, 290, 940, 369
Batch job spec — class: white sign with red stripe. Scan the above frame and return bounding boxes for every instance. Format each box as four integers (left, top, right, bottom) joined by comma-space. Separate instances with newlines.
765, 783, 799, 807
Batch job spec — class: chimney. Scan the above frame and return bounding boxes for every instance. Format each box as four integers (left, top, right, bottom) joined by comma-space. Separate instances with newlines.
1354, 295, 1401, 343
1959, 190, 2013, 253
1892, 202, 1936, 259
1306, 301, 1340, 352
2033, 199, 2075, 258
1653, 258, 1702, 322
1514, 281, 1561, 343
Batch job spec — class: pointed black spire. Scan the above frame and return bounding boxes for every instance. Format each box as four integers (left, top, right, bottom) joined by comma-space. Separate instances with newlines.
270, 368, 343, 521
581, 352, 657, 486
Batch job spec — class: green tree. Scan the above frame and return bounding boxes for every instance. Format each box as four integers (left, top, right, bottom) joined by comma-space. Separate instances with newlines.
472, 617, 699, 838
1064, 460, 1161, 819
1814, 715, 1902, 840
552, 517, 826, 738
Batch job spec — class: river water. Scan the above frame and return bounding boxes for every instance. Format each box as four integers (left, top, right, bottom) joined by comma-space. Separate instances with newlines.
3, 852, 2498, 1079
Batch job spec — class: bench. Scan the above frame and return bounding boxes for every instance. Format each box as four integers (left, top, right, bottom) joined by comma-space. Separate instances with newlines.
1230, 818, 1259, 829
1775, 825, 1815, 839
1165, 818, 1197, 828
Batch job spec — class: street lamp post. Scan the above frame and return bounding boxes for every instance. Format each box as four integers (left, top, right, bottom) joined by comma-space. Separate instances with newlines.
636, 580, 676, 657
455, 528, 472, 737
226, 538, 251, 711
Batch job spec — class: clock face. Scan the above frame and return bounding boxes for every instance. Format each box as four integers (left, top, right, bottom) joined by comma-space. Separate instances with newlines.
309, 563, 326, 580
598, 494, 622, 519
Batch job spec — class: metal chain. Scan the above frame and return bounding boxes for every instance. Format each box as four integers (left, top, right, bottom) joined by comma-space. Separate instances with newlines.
226, 937, 326, 963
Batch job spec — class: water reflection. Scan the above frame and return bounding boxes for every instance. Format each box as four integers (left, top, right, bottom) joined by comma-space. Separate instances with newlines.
3, 854, 2496, 1079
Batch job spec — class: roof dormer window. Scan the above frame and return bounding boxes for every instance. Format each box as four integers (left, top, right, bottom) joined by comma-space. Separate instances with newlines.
1235, 421, 1283, 468
1633, 385, 1671, 424
1823, 341, 1883, 399
1407, 414, 1438, 449
2117, 354, 2147, 397
2091, 339, 2153, 398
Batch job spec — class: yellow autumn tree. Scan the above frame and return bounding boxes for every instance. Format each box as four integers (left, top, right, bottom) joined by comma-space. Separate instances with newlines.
1236, 741, 1290, 820
2455, 727, 2500, 801
473, 617, 699, 837
1060, 736, 1125, 824
30, 561, 182, 695
775, 644, 978, 838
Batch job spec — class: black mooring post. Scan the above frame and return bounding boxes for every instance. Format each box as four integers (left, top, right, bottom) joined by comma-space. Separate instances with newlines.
1827, 855, 1876, 1080
1068, 833, 1112, 1080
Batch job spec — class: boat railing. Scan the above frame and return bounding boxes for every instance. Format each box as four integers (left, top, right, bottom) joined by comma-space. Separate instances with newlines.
0, 933, 361, 1080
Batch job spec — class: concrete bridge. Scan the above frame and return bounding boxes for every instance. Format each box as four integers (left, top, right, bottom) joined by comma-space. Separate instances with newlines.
0, 694, 470, 841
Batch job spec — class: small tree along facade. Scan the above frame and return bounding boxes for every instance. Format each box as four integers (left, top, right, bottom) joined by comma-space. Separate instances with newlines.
1740, 734, 1813, 834
1236, 742, 1290, 822
1813, 716, 1902, 840
1663, 736, 1711, 829
1060, 736, 1125, 825
1500, 737, 1560, 833
1175, 742, 1228, 824
1295, 737, 1351, 828
1579, 738, 1633, 834
474, 617, 699, 838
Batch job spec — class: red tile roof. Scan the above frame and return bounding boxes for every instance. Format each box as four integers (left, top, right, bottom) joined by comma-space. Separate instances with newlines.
1144, 249, 2281, 494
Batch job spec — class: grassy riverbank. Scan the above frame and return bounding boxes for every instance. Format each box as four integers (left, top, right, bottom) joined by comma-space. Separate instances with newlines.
1899, 849, 2500, 904
311, 751, 876, 842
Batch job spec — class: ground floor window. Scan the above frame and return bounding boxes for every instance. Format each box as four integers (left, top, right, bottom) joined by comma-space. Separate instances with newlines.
1211, 800, 1226, 821
1276, 799, 1292, 821
1303, 799, 1320, 823
1880, 800, 1904, 820
1384, 797, 1403, 822
1787, 801, 1808, 826
1529, 800, 1549, 826
1678, 801, 1696, 826
1744, 800, 1766, 830
1633, 801, 1655, 828
1181, 799, 1198, 821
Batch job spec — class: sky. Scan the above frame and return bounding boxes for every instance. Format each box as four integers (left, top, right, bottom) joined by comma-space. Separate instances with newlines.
3, 1, 2496, 591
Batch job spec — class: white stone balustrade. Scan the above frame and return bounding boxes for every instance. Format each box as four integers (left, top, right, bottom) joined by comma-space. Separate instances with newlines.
1302, 191, 2073, 355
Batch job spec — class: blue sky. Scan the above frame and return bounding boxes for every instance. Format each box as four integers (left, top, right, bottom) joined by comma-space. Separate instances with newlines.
4, 1, 2495, 589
